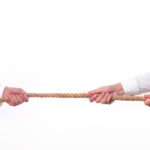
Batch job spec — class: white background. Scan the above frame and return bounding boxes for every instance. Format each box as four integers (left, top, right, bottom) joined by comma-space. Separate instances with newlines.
0, 0, 150, 150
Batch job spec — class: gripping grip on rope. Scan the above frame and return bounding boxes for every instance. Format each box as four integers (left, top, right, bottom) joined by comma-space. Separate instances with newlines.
0, 93, 146, 103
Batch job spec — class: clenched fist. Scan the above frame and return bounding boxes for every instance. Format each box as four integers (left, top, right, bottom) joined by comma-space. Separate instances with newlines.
2, 87, 29, 106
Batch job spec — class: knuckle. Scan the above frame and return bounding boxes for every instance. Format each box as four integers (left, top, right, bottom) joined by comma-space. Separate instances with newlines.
89, 98, 93, 102
95, 100, 99, 103
101, 99, 105, 103
107, 101, 110, 104
19, 88, 25, 93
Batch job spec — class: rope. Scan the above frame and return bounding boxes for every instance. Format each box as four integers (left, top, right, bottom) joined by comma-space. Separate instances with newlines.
0, 93, 146, 103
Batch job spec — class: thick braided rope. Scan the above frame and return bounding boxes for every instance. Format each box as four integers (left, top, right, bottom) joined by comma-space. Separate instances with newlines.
0, 93, 146, 102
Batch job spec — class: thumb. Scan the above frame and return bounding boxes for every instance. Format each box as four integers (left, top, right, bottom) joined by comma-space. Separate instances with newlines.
88, 87, 103, 95
144, 99, 150, 106
144, 95, 150, 98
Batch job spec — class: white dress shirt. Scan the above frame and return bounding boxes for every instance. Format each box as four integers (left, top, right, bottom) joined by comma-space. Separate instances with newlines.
121, 72, 150, 95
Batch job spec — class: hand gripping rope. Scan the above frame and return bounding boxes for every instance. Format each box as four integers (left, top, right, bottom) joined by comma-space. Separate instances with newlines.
0, 93, 146, 103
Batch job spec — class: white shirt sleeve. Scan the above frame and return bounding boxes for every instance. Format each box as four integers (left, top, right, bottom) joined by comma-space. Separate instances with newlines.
121, 72, 150, 95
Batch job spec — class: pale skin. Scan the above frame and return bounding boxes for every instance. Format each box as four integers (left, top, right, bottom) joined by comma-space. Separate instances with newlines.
2, 85, 150, 107
88, 83, 150, 106
2, 87, 28, 106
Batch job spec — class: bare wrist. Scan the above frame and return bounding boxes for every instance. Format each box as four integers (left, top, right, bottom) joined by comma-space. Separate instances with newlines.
114, 83, 125, 95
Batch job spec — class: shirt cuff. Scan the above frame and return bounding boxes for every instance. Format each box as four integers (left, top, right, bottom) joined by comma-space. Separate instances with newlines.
0, 84, 5, 98
121, 78, 140, 95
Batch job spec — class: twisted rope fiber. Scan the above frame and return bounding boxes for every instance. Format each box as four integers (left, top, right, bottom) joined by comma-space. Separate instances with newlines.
0, 93, 146, 102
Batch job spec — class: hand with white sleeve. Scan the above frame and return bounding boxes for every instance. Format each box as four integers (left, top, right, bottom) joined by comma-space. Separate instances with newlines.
89, 72, 150, 106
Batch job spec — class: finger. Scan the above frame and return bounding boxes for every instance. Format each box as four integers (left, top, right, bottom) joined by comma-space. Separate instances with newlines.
14, 88, 28, 102
144, 99, 150, 106
22, 93, 29, 102
88, 87, 104, 95
18, 89, 29, 102
15, 94, 24, 104
95, 93, 105, 103
109, 92, 118, 104
144, 95, 150, 99
106, 93, 113, 104
113, 91, 118, 97
18, 88, 26, 94
19, 94, 28, 103
101, 93, 109, 104
11, 94, 20, 105
89, 94, 99, 102
7, 94, 16, 106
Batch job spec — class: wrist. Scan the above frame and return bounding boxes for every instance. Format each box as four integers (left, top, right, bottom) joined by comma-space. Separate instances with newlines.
114, 83, 125, 95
